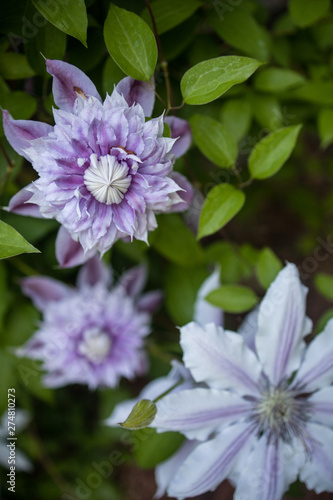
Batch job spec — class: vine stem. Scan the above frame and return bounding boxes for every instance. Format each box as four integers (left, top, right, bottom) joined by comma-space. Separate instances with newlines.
144, 0, 173, 110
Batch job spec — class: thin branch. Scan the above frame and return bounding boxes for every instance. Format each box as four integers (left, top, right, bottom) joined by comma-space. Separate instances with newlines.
145, 0, 174, 110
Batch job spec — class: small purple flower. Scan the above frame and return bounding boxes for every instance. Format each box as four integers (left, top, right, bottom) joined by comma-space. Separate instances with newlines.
3, 60, 193, 266
151, 264, 333, 499
16, 257, 162, 389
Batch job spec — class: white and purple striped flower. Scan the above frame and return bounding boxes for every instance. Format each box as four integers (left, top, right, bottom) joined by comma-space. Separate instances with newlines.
3, 60, 193, 267
16, 257, 162, 389
151, 264, 333, 499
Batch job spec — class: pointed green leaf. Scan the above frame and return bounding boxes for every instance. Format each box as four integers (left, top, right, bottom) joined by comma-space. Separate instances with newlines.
0, 221, 40, 259
205, 285, 258, 313
208, 7, 271, 62
254, 68, 306, 93
190, 114, 237, 168
220, 99, 252, 143
141, 0, 202, 35
134, 429, 184, 469
32, 0, 88, 47
318, 108, 333, 149
256, 247, 282, 289
289, 0, 330, 28
119, 399, 157, 430
198, 184, 245, 239
104, 4, 157, 81
249, 125, 302, 180
314, 272, 333, 302
181, 56, 263, 105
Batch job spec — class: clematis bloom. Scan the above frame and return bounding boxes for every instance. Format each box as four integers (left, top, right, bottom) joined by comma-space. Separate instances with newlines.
150, 264, 333, 499
3, 60, 193, 266
16, 257, 162, 389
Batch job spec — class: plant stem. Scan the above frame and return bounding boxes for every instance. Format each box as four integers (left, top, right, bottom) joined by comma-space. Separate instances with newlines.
144, 0, 173, 110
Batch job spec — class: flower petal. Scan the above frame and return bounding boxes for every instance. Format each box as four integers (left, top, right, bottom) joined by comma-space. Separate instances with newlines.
181, 322, 261, 395
117, 264, 147, 296
235, 436, 305, 500
21, 276, 71, 311
153, 387, 252, 440
238, 307, 258, 353
46, 59, 101, 112
193, 267, 223, 327
6, 185, 42, 217
292, 318, 333, 392
76, 255, 112, 288
3, 110, 53, 160
300, 422, 333, 494
55, 227, 96, 268
155, 440, 199, 498
255, 263, 311, 385
136, 290, 163, 313
115, 76, 155, 117
308, 386, 333, 428
164, 116, 192, 158
167, 422, 255, 499
166, 172, 194, 212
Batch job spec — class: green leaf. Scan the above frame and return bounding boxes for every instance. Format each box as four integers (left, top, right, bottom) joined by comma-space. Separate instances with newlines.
220, 99, 252, 143
249, 94, 283, 131
0, 53, 35, 79
104, 4, 157, 81
0, 92, 37, 136
152, 214, 204, 266
205, 241, 255, 284
249, 125, 302, 180
254, 68, 306, 93
256, 247, 282, 289
315, 308, 333, 334
208, 7, 271, 62
190, 114, 238, 168
134, 429, 184, 469
288, 82, 333, 105
0, 350, 16, 414
165, 264, 208, 325
32, 0, 88, 46
181, 56, 263, 105
102, 57, 126, 95
314, 272, 333, 302
318, 108, 333, 149
205, 285, 258, 313
198, 184, 245, 240
0, 221, 40, 259
119, 399, 157, 430
141, 0, 201, 35
289, 0, 330, 28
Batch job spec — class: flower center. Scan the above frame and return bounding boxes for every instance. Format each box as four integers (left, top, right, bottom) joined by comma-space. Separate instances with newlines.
252, 386, 312, 443
84, 153, 131, 205
78, 327, 112, 364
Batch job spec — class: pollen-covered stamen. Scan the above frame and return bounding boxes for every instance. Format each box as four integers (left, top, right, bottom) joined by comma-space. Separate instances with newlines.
251, 386, 313, 443
78, 327, 112, 364
73, 86, 87, 98
84, 153, 131, 205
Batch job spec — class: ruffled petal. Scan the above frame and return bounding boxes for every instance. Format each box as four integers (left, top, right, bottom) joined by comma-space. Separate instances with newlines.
166, 172, 194, 212
235, 436, 305, 500
136, 290, 163, 313
155, 440, 199, 498
164, 116, 192, 158
117, 264, 147, 296
181, 322, 261, 395
55, 227, 95, 268
46, 59, 101, 112
21, 276, 71, 311
3, 110, 53, 160
76, 255, 112, 289
153, 388, 252, 440
255, 263, 311, 385
6, 185, 42, 217
300, 423, 333, 494
291, 318, 333, 392
115, 76, 155, 117
167, 422, 255, 499
308, 386, 333, 428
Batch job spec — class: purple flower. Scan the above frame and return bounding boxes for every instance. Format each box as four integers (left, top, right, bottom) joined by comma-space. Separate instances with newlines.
3, 60, 193, 266
105, 268, 222, 496
16, 257, 162, 389
151, 264, 333, 499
